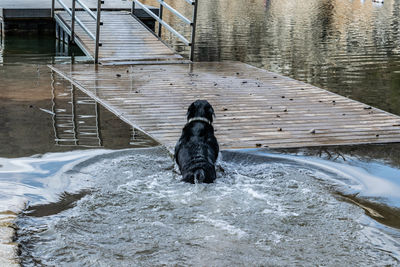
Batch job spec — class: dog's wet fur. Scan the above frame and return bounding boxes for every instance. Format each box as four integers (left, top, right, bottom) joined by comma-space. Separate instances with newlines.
175, 100, 219, 183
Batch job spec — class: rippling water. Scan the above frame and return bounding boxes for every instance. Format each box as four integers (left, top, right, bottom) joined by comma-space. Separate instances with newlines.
16, 148, 400, 266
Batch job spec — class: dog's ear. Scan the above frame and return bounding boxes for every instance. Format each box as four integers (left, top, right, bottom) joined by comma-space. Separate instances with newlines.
186, 102, 196, 119
210, 106, 216, 118
207, 105, 215, 123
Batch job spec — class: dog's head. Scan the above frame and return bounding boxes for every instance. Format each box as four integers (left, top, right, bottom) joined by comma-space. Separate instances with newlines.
186, 100, 215, 123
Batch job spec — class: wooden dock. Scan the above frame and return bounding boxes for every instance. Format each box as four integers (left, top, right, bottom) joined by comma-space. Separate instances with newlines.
0, 0, 155, 34
55, 10, 184, 63
49, 62, 400, 150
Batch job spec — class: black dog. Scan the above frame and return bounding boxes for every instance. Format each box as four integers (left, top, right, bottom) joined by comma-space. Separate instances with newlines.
175, 100, 219, 183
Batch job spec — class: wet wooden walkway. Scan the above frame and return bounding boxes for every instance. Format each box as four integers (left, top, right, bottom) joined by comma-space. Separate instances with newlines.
55, 11, 184, 63
49, 62, 400, 150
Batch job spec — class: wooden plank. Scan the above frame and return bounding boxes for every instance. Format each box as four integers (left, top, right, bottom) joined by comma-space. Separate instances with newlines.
48, 62, 400, 150
56, 11, 185, 63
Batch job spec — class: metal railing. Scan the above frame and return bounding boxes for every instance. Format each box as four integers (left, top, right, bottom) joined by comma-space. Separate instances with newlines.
132, 0, 198, 61
51, 0, 103, 63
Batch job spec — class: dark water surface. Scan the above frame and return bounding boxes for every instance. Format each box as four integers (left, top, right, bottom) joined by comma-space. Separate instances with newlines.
1, 0, 400, 265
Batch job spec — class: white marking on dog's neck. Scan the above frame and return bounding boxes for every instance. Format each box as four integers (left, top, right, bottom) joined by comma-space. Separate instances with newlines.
188, 117, 212, 125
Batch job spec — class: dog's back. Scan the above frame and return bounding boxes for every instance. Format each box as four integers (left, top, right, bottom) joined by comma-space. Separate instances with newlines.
175, 100, 219, 183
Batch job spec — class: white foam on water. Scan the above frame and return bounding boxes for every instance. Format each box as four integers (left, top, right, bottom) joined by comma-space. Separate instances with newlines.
196, 215, 247, 238
248, 149, 400, 205
243, 187, 268, 200
359, 219, 400, 261
0, 149, 111, 209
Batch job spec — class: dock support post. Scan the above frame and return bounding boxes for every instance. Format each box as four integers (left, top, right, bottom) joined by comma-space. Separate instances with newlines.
0, 20, 3, 45
131, 1, 136, 15
71, 0, 76, 44
61, 30, 65, 54
190, 0, 198, 61
51, 0, 55, 18
94, 0, 102, 64
56, 23, 59, 39
61, 28, 65, 44
55, 23, 59, 54
158, 1, 164, 37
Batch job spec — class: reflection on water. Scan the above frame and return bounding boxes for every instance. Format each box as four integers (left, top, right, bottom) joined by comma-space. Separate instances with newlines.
0, 63, 158, 158
0, 34, 84, 63
16, 148, 400, 266
143, 0, 400, 114
51, 71, 103, 148
50, 71, 157, 149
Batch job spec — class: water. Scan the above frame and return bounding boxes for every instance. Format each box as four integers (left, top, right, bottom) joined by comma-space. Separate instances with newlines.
15, 147, 400, 265
1, 0, 400, 265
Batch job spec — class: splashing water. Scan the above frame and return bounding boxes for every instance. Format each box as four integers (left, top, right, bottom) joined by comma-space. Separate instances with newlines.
14, 147, 400, 266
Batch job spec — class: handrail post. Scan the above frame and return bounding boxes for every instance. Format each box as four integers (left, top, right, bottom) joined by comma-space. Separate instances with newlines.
51, 0, 55, 18
1, 20, 3, 45
190, 0, 198, 61
71, 0, 76, 44
158, 0, 164, 37
131, 1, 135, 15
94, 0, 102, 64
